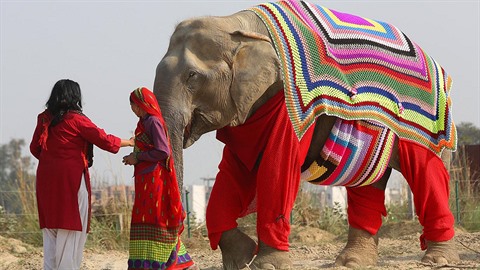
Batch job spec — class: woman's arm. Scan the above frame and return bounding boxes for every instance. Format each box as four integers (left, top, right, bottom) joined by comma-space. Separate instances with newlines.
137, 116, 170, 162
76, 113, 125, 153
120, 137, 135, 147
29, 114, 44, 159
123, 116, 169, 166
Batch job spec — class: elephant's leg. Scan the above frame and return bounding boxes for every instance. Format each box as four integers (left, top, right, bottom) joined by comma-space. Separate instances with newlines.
335, 226, 379, 268
219, 228, 257, 270
397, 139, 459, 264
251, 103, 316, 270
206, 147, 258, 269
251, 241, 292, 270
335, 170, 390, 268
422, 240, 459, 264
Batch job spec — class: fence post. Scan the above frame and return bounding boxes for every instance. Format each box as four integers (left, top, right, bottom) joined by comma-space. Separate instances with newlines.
455, 180, 461, 225
185, 189, 191, 238
407, 188, 415, 220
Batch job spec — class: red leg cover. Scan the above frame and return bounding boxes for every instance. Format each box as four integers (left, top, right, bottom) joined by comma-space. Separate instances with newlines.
206, 91, 314, 251
206, 147, 257, 250
398, 139, 455, 250
347, 185, 387, 235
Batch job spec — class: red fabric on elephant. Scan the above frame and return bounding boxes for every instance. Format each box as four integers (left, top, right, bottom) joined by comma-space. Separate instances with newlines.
346, 139, 455, 249
206, 91, 314, 251
206, 91, 454, 252
398, 139, 455, 249
347, 185, 387, 235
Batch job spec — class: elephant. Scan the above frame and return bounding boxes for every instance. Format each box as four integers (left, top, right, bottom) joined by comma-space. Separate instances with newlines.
153, 1, 460, 269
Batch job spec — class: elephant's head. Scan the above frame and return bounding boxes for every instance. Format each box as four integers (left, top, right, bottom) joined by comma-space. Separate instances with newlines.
153, 11, 281, 187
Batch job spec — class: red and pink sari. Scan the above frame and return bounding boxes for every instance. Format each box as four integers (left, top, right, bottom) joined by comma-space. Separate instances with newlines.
128, 87, 194, 270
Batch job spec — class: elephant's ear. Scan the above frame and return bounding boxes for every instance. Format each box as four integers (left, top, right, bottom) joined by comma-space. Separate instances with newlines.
232, 30, 271, 42
229, 30, 281, 126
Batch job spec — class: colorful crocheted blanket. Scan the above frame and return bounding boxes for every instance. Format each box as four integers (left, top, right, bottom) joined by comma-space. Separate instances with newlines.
301, 119, 395, 187
249, 0, 456, 154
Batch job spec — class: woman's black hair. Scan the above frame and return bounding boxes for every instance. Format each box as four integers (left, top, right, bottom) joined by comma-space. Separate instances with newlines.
46, 79, 83, 126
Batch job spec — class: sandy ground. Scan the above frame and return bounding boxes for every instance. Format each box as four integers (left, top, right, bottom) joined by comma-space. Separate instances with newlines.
1, 222, 479, 270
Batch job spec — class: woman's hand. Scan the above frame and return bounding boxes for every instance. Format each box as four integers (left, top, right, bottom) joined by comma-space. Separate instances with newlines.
122, 152, 138, 165
120, 137, 135, 147
128, 136, 135, 147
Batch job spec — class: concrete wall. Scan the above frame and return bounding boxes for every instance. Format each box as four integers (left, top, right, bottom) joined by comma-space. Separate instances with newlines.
184, 185, 207, 224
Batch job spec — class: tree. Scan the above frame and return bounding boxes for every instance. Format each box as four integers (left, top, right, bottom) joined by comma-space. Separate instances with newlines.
456, 122, 480, 145
0, 139, 36, 214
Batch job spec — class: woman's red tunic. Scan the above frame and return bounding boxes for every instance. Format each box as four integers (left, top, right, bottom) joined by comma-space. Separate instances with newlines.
30, 110, 121, 232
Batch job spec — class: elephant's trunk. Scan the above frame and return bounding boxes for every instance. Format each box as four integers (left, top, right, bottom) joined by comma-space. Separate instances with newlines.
163, 109, 186, 192
154, 61, 190, 192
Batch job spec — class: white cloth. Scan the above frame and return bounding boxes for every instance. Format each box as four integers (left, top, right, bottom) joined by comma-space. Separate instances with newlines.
42, 174, 89, 270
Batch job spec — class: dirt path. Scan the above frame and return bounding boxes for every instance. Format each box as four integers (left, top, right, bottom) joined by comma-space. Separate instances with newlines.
1, 223, 479, 269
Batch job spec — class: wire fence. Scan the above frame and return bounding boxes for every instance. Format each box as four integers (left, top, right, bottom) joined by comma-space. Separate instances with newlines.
1, 178, 479, 238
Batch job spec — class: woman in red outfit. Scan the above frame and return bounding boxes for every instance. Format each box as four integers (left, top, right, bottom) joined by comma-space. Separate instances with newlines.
122, 87, 197, 270
30, 79, 134, 270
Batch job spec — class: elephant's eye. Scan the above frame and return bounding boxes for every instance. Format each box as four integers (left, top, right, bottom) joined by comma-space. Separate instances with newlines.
186, 71, 200, 92
188, 71, 196, 78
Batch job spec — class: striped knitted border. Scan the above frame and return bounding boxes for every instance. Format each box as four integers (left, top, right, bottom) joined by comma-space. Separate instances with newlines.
301, 119, 395, 186
249, 0, 456, 154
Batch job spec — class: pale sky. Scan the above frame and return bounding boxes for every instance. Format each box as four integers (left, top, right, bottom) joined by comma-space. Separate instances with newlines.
1, 0, 479, 186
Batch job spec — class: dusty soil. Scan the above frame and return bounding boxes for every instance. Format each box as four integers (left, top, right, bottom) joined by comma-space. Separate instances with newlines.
1, 222, 479, 269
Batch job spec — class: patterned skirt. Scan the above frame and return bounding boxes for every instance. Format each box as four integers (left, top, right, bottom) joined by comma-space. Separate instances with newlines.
128, 227, 193, 269
128, 167, 194, 270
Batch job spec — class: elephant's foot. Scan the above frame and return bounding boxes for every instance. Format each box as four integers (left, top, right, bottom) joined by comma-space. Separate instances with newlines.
335, 227, 379, 268
219, 228, 257, 270
422, 239, 460, 264
251, 241, 292, 270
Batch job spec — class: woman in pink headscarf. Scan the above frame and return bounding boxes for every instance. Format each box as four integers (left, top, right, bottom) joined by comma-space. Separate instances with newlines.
123, 87, 197, 270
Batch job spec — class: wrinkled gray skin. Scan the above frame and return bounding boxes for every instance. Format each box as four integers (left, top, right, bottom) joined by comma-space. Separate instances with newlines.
153, 10, 459, 270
